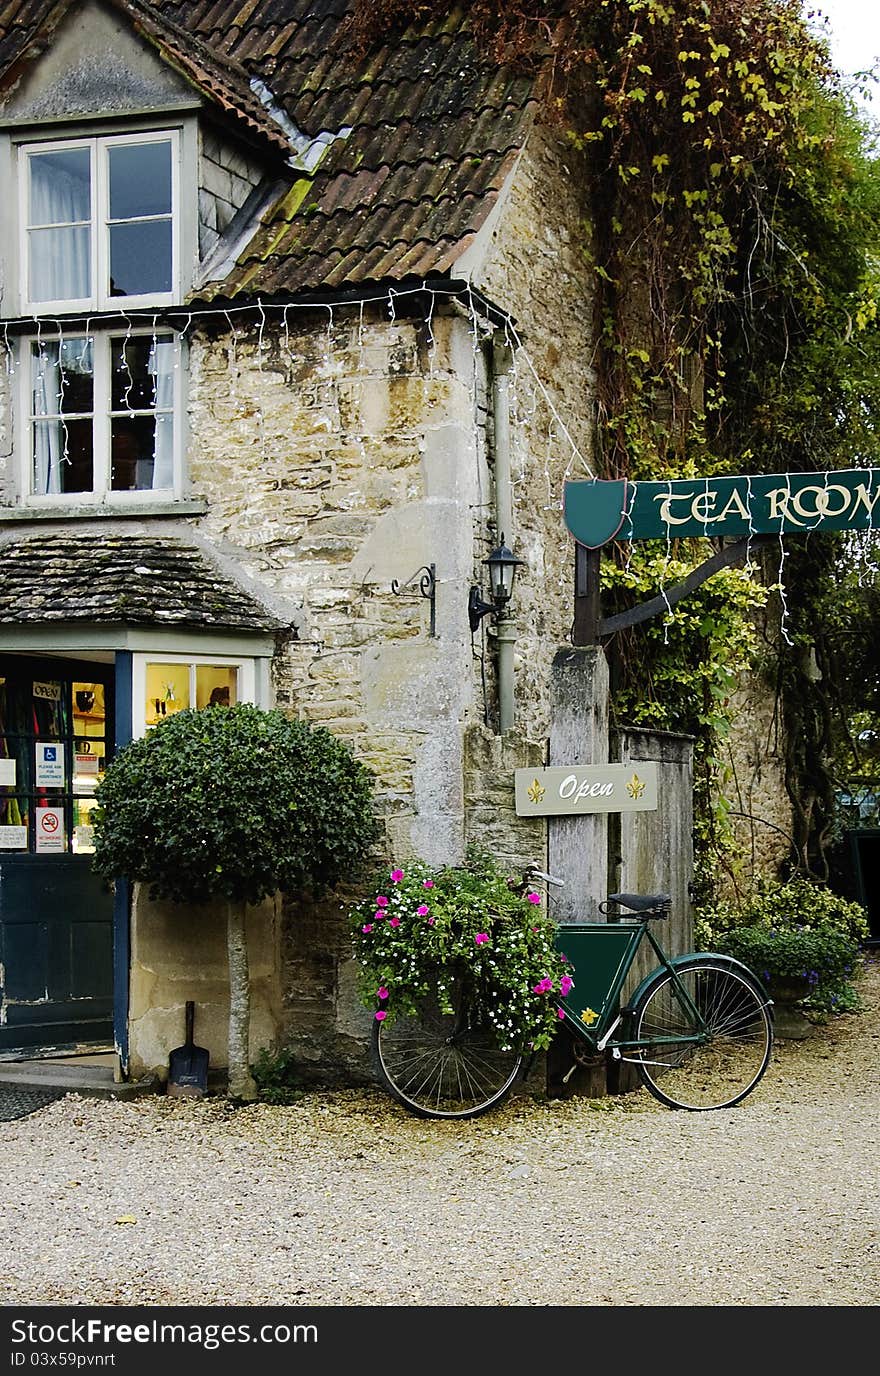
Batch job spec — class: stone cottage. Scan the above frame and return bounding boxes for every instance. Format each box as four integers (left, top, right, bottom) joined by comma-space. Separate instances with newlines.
0, 0, 700, 1086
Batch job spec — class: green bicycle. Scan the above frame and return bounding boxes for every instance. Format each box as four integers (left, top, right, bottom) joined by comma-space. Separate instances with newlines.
372, 873, 774, 1119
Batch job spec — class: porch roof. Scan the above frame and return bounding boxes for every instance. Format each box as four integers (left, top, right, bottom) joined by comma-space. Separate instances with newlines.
0, 532, 288, 634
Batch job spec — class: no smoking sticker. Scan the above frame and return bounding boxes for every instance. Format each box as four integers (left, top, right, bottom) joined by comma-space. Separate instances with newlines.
36, 806, 65, 853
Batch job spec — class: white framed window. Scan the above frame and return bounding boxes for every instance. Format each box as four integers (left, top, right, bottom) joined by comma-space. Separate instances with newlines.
20, 327, 181, 500
20, 129, 179, 313
132, 655, 256, 738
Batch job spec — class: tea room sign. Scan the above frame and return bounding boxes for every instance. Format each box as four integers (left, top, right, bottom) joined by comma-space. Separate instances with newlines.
564, 469, 880, 549
515, 763, 658, 816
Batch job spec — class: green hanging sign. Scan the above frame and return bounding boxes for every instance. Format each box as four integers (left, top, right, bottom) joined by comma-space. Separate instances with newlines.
564, 469, 880, 548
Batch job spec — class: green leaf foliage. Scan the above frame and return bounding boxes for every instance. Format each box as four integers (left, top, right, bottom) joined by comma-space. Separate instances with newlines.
91, 705, 378, 905
696, 874, 868, 1011
354, 0, 880, 892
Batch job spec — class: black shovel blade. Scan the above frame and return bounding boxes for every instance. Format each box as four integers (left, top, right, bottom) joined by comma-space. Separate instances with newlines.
168, 1000, 209, 1098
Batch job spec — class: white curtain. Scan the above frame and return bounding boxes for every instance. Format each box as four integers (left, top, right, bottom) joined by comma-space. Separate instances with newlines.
32, 346, 62, 495
149, 338, 174, 490
29, 150, 91, 302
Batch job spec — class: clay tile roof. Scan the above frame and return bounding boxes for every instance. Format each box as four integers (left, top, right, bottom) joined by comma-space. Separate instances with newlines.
0, 533, 287, 632
0, 1, 541, 299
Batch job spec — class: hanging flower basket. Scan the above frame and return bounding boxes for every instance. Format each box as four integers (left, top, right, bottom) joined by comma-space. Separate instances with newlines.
349, 849, 572, 1052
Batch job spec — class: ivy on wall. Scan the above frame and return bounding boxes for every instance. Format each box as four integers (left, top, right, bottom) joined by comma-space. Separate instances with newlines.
352, 0, 880, 889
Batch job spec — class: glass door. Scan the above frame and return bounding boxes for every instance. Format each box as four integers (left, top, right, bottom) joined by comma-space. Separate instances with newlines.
0, 657, 113, 854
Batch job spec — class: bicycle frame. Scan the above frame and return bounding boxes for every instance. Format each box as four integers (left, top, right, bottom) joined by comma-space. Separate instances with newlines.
554, 919, 708, 1057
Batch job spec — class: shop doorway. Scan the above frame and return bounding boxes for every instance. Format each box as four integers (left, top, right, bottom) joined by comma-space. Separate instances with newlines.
847, 828, 880, 946
0, 654, 114, 1053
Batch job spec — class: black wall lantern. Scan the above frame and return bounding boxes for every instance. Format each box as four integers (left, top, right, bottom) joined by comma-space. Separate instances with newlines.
468, 537, 526, 632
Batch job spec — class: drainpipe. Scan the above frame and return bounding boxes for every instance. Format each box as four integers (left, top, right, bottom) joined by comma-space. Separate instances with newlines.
492, 336, 516, 735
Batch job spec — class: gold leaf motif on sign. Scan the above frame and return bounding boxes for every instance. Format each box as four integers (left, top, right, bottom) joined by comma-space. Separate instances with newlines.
626, 772, 646, 800
527, 778, 546, 804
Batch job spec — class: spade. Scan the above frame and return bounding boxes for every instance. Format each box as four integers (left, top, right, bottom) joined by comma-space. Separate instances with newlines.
167, 1000, 209, 1098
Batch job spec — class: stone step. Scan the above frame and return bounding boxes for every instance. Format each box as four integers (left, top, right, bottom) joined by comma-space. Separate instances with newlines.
0, 1060, 160, 1098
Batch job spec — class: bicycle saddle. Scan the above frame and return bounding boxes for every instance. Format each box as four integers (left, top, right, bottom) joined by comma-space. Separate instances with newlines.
606, 892, 671, 913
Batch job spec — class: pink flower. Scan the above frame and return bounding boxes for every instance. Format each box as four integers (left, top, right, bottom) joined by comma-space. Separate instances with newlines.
389, 916, 401, 928
375, 1010, 388, 1021
527, 892, 541, 905
427, 916, 435, 925
557, 1008, 566, 1020
423, 880, 434, 889
374, 910, 385, 921
361, 924, 374, 934
416, 904, 429, 916
560, 975, 574, 996
532, 977, 553, 994
376, 895, 389, 908
377, 986, 389, 1000
390, 869, 404, 882
560, 954, 567, 962
474, 933, 489, 946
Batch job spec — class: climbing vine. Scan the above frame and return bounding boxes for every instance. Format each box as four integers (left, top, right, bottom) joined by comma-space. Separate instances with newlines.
352, 0, 880, 887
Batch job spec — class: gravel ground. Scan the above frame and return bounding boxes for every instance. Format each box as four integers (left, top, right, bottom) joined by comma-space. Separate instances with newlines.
3, 957, 879, 1308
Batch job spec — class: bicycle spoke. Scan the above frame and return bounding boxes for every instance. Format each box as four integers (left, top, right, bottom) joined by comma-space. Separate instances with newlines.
633, 962, 772, 1110
373, 988, 523, 1119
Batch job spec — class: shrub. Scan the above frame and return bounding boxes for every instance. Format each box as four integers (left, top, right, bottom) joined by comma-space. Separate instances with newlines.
714, 924, 862, 1013
92, 704, 378, 904
696, 875, 868, 1014
350, 846, 571, 1051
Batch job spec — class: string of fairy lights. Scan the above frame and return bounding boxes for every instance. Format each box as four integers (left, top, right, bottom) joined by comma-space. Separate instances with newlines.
2, 280, 877, 653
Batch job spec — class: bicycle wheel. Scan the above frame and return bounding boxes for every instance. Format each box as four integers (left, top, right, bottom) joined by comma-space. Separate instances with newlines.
630, 958, 772, 1110
372, 980, 524, 1120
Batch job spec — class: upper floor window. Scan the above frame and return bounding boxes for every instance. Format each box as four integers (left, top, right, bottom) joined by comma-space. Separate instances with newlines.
21, 131, 178, 312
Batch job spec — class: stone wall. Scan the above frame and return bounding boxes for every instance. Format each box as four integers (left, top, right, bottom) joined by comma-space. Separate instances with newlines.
182, 305, 493, 1075
129, 889, 281, 1082
473, 122, 597, 743
187, 305, 485, 866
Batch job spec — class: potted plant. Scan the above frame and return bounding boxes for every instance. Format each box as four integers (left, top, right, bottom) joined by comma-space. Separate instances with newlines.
697, 876, 868, 1039
349, 847, 571, 1053
714, 925, 861, 1037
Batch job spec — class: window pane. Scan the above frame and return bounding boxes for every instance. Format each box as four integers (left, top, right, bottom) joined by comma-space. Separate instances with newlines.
145, 664, 189, 726
32, 683, 68, 739
60, 338, 94, 412
108, 141, 172, 219
29, 147, 90, 225
73, 681, 105, 726
111, 336, 160, 410
109, 221, 172, 297
32, 338, 93, 416
72, 798, 98, 853
72, 681, 105, 852
196, 666, 238, 710
29, 225, 91, 302
33, 418, 93, 495
0, 795, 29, 847
111, 416, 157, 491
